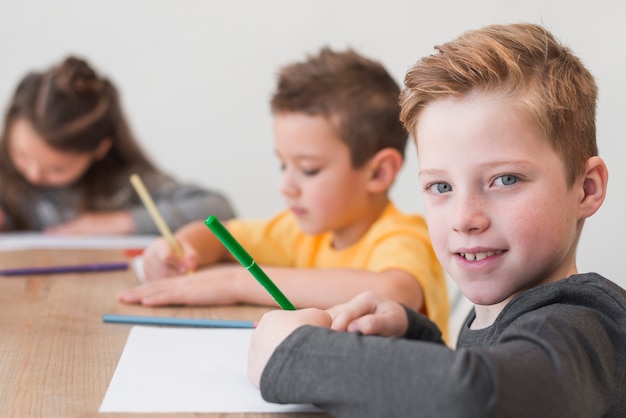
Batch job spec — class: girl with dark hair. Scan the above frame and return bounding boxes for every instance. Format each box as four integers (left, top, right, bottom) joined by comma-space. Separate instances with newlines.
0, 56, 235, 234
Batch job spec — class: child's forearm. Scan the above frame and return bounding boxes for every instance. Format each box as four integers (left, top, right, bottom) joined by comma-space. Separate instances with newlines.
174, 220, 230, 266
235, 266, 424, 310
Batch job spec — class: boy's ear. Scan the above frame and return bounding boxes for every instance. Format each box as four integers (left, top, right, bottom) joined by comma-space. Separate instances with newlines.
578, 156, 608, 219
366, 148, 404, 194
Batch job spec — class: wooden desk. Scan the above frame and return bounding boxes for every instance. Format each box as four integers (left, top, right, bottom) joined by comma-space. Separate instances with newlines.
0, 249, 330, 418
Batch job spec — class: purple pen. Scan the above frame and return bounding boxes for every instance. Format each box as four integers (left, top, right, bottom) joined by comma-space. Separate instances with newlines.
0, 262, 129, 276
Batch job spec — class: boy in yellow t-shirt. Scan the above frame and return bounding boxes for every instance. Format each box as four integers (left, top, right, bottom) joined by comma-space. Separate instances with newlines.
118, 47, 449, 337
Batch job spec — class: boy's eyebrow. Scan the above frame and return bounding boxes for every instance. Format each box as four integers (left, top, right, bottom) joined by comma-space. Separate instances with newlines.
419, 160, 536, 177
418, 169, 443, 178
275, 150, 326, 161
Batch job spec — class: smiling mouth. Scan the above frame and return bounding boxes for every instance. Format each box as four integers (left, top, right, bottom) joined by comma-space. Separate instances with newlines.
459, 250, 503, 261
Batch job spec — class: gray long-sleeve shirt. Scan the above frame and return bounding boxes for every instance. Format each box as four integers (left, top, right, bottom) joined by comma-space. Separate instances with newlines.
260, 273, 626, 417
1, 168, 235, 234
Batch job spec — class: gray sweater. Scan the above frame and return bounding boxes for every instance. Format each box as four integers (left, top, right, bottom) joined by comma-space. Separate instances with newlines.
0, 168, 235, 234
260, 273, 626, 417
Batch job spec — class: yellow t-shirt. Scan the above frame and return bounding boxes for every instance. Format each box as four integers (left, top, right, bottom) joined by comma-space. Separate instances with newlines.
227, 202, 449, 340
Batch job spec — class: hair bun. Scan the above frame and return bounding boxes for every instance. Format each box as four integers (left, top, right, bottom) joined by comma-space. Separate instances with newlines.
54, 56, 104, 97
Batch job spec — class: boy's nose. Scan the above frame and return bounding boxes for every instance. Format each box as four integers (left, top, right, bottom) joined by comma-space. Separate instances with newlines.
279, 172, 299, 198
451, 194, 490, 234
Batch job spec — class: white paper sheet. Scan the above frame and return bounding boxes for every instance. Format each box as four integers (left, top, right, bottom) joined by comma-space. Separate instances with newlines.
0, 232, 157, 251
99, 326, 320, 413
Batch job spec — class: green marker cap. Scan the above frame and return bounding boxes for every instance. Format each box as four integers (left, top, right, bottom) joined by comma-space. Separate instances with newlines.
205, 215, 254, 268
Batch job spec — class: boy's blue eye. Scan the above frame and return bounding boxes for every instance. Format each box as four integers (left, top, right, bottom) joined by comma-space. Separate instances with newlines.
428, 183, 452, 194
494, 175, 518, 186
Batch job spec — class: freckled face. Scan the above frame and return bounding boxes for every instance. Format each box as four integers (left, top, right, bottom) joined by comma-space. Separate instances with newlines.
273, 112, 372, 243
8, 118, 96, 187
416, 92, 582, 307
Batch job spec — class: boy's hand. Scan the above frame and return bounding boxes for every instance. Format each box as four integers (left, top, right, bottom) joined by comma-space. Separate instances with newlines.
117, 266, 238, 305
327, 291, 408, 337
142, 237, 198, 280
248, 308, 332, 388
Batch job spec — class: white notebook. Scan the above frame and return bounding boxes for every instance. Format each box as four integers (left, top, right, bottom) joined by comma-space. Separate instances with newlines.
100, 326, 319, 413
0, 232, 156, 251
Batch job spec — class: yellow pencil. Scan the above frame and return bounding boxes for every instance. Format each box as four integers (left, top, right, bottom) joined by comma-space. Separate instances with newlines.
129, 173, 184, 259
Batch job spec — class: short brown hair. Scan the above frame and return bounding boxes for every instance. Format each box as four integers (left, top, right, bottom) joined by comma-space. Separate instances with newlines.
271, 47, 407, 168
400, 23, 598, 185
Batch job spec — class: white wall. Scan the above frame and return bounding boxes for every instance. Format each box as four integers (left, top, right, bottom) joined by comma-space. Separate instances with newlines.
1, 0, 624, 289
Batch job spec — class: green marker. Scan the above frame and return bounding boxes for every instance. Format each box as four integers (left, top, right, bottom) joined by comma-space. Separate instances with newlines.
205, 215, 296, 310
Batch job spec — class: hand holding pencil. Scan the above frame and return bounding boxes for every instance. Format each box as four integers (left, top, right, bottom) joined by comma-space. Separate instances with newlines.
141, 236, 199, 280
129, 174, 196, 280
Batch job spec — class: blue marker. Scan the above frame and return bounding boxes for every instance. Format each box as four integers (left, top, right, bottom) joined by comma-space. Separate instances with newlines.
102, 314, 256, 328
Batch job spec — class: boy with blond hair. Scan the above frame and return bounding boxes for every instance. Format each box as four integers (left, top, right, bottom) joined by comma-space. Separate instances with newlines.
119, 47, 449, 336
248, 23, 626, 417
